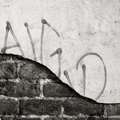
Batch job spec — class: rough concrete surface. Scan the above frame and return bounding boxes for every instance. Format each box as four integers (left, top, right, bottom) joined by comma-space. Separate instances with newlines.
0, 0, 119, 103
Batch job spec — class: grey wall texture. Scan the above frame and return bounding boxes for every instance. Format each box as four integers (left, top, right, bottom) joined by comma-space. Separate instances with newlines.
0, 53, 120, 120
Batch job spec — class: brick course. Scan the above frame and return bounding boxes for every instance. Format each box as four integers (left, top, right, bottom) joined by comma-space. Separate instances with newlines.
63, 98, 104, 116
20, 99, 62, 116
43, 82, 79, 97
0, 98, 19, 115
0, 63, 17, 79
0, 80, 40, 97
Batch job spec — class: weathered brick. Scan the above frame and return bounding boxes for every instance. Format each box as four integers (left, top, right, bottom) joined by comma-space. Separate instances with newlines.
1, 116, 41, 120
14, 117, 41, 120
0, 80, 40, 97
104, 104, 120, 116
75, 118, 87, 120
63, 98, 104, 116
0, 81, 15, 96
87, 117, 103, 120
105, 118, 120, 120
20, 99, 62, 115
0, 54, 15, 62
19, 62, 58, 82
0, 63, 17, 80
44, 117, 61, 120
44, 117, 85, 120
87, 117, 120, 120
43, 82, 79, 97
0, 98, 19, 115
1, 116, 13, 120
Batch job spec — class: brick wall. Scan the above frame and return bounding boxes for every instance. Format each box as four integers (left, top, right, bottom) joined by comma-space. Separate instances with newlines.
0, 53, 120, 120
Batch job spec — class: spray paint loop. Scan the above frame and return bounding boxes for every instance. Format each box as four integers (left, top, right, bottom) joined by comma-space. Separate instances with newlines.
76, 52, 107, 101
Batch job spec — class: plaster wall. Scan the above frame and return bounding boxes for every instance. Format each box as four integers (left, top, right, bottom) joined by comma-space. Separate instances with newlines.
0, 0, 119, 103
